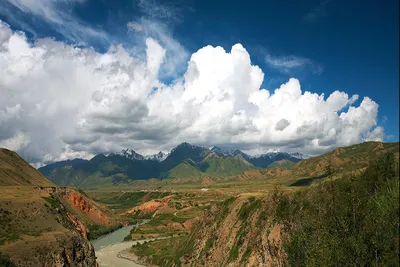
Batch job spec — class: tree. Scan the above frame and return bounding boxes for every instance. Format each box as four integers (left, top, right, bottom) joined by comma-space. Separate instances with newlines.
324, 163, 335, 178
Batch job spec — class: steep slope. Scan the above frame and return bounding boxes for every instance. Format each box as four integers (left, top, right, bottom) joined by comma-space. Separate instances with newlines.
0, 187, 98, 266
199, 154, 255, 176
0, 149, 108, 266
160, 142, 211, 171
38, 158, 88, 177
167, 160, 205, 178
0, 148, 54, 186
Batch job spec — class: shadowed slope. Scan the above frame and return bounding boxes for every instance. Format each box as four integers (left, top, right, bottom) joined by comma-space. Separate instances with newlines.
0, 148, 54, 187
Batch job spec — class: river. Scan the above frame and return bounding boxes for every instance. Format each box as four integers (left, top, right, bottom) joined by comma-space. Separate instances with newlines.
93, 221, 149, 267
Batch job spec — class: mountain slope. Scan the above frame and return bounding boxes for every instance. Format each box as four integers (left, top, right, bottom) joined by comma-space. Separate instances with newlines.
291, 141, 399, 179
199, 154, 254, 176
210, 146, 304, 168
0, 149, 107, 266
42, 153, 161, 187
219, 142, 400, 186
38, 158, 88, 177
0, 148, 54, 186
167, 160, 205, 178
245, 152, 301, 168
266, 159, 296, 169
160, 142, 211, 171
40, 142, 258, 186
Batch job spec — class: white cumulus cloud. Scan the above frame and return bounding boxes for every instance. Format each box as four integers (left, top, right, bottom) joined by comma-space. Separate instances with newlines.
0, 20, 383, 164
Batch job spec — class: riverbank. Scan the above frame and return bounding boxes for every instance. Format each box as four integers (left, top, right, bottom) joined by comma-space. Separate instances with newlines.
95, 240, 146, 267
116, 236, 172, 266
89, 223, 123, 240
95, 237, 171, 267
118, 247, 153, 267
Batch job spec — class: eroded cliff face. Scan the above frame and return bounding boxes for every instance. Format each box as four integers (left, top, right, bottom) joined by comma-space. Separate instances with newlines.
0, 187, 99, 267
178, 197, 286, 267
64, 190, 110, 225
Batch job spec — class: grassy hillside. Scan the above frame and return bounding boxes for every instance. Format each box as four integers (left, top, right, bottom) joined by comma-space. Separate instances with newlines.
160, 142, 211, 171
167, 155, 255, 178
292, 141, 399, 178
38, 158, 88, 177
0, 148, 54, 187
167, 160, 205, 178
277, 152, 399, 266
266, 159, 296, 170
200, 155, 254, 176
0, 148, 118, 266
0, 186, 101, 266
133, 152, 399, 266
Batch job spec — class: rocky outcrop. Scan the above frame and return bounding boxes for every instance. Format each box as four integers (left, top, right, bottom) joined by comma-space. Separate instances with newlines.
37, 187, 111, 226
2, 231, 97, 267
177, 197, 286, 266
51, 233, 97, 267
65, 191, 110, 225
66, 212, 90, 239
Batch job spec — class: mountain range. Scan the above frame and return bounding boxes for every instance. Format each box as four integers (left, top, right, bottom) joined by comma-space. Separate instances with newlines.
38, 142, 309, 187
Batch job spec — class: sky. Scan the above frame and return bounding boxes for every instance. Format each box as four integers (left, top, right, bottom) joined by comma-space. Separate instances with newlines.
0, 0, 398, 165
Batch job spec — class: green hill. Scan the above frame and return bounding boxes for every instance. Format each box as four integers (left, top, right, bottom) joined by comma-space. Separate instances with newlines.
0, 148, 54, 187
167, 160, 205, 178
266, 159, 296, 170
200, 154, 254, 176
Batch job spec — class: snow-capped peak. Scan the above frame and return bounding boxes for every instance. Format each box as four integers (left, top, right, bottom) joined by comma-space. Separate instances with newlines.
116, 148, 145, 160
113, 149, 169, 162
210, 146, 240, 157
145, 151, 169, 162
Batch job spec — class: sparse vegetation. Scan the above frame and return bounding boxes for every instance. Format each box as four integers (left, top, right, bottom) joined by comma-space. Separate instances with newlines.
276, 153, 399, 266
131, 235, 190, 267
238, 198, 261, 221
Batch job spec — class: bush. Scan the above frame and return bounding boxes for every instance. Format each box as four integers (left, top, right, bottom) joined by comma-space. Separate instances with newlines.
0, 252, 16, 267
278, 153, 399, 266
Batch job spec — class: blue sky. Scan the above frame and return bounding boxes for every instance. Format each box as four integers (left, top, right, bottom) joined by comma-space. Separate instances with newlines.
0, 0, 398, 162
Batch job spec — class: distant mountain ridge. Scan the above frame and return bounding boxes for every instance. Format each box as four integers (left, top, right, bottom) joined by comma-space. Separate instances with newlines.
109, 149, 168, 162
210, 146, 308, 168
38, 142, 309, 188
